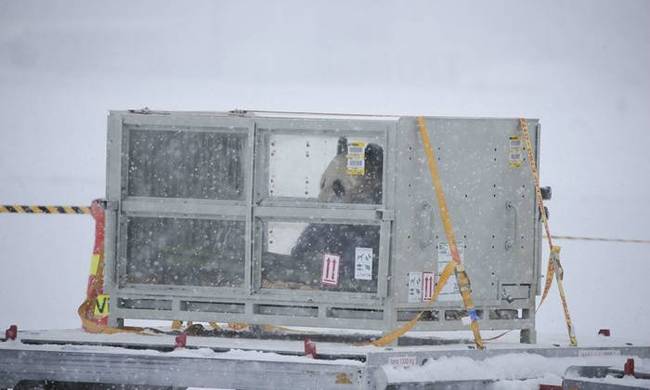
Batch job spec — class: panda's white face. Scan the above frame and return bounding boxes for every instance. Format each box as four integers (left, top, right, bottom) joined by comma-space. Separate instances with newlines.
317, 142, 383, 204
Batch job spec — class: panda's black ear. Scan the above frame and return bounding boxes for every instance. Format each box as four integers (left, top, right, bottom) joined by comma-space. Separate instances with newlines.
365, 143, 384, 175
337, 137, 348, 155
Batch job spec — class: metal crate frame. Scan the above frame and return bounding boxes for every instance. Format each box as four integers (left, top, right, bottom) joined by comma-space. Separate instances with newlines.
105, 110, 542, 342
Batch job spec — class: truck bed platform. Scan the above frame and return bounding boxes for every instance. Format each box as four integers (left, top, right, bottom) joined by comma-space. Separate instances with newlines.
2, 329, 649, 389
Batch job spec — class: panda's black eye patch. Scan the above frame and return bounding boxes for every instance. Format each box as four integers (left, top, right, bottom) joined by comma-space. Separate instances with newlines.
332, 180, 345, 197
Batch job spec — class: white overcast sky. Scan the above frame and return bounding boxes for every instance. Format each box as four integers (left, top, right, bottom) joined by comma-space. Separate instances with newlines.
0, 0, 648, 338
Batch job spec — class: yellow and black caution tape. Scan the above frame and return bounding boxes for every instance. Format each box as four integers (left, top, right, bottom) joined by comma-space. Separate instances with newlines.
0, 205, 90, 214
370, 117, 485, 349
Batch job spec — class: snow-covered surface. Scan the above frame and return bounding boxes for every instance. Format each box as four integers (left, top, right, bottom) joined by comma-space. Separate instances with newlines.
0, 339, 363, 367
381, 353, 650, 388
14, 327, 377, 356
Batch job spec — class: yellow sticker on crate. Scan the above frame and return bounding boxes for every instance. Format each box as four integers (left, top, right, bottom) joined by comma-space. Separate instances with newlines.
89, 254, 100, 275
335, 373, 353, 384
509, 135, 523, 168
346, 140, 366, 176
94, 294, 110, 316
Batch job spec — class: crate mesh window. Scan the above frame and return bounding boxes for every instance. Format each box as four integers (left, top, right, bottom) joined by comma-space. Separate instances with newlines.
125, 216, 245, 288
127, 129, 246, 200
260, 221, 380, 293
266, 134, 383, 204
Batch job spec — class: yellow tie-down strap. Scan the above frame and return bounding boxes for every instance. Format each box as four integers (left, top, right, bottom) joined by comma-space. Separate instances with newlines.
548, 245, 578, 346
370, 117, 484, 349
519, 118, 577, 346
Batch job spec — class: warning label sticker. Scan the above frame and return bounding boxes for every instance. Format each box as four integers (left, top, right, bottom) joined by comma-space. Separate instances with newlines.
321, 254, 340, 286
354, 247, 373, 280
437, 241, 463, 301
407, 272, 423, 303
346, 140, 366, 176
389, 355, 417, 368
437, 241, 464, 263
94, 294, 110, 316
578, 349, 621, 357
509, 135, 523, 168
422, 272, 435, 301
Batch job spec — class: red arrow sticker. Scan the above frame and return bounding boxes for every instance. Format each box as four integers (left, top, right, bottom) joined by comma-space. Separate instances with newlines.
422, 272, 435, 301
321, 254, 340, 286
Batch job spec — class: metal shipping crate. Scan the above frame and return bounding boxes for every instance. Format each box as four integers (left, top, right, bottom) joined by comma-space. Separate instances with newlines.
104, 110, 542, 342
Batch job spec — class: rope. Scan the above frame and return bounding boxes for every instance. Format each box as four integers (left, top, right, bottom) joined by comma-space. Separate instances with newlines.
549, 235, 650, 244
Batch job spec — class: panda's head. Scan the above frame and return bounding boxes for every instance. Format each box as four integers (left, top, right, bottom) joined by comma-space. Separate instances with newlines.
318, 137, 383, 204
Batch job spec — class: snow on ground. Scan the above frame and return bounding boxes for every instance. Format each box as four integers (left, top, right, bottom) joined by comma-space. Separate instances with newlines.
381, 353, 650, 388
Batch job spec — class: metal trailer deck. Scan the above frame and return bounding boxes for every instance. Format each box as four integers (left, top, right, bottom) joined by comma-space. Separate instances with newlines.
2, 329, 649, 389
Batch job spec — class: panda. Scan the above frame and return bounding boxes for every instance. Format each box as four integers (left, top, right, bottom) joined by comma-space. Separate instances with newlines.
262, 137, 384, 293
316, 137, 383, 204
